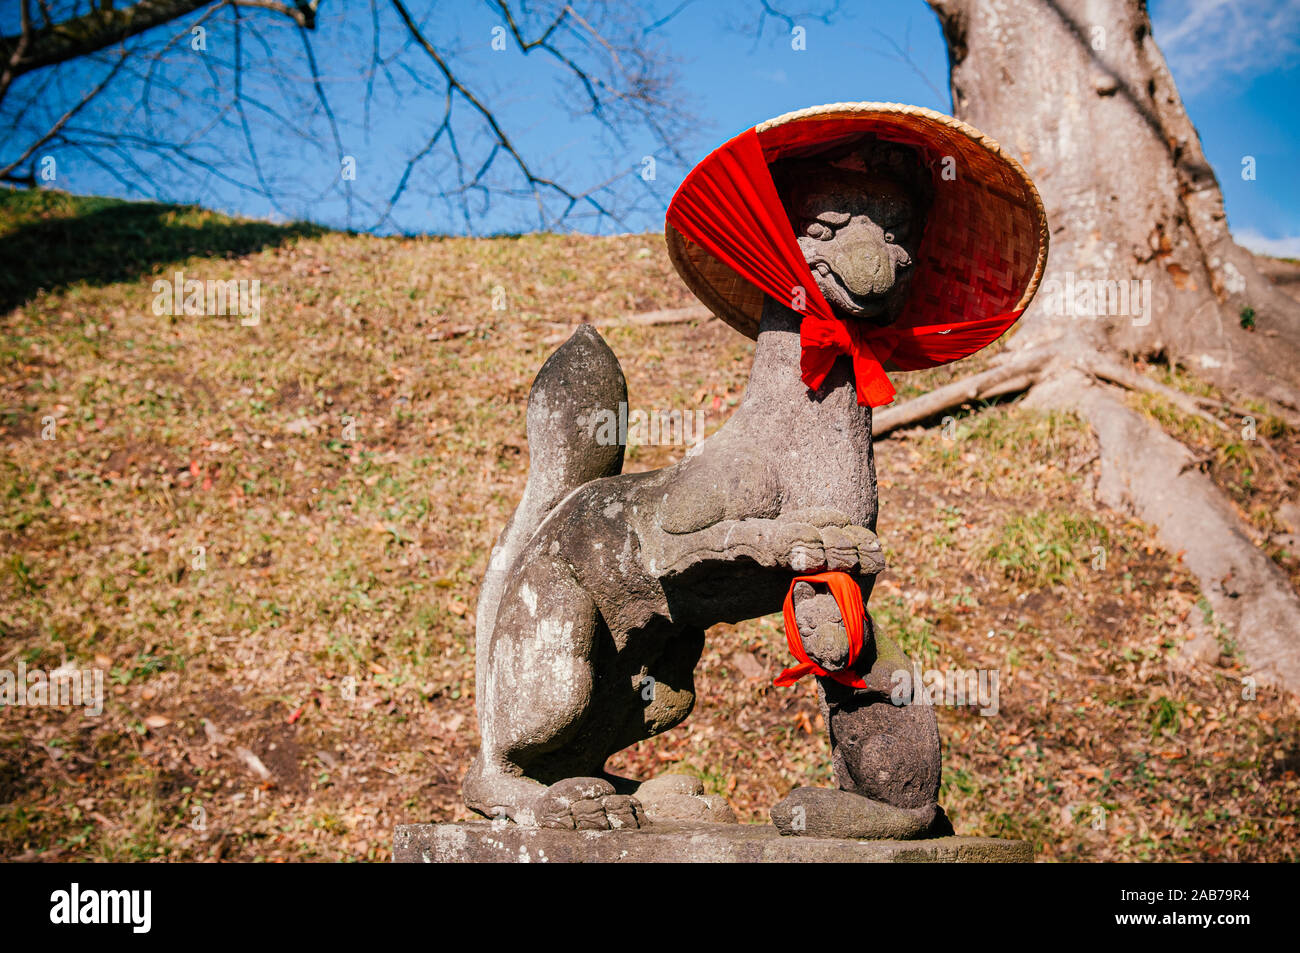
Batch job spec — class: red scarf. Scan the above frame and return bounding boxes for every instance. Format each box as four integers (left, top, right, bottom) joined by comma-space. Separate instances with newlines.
666, 125, 1023, 408
774, 571, 868, 690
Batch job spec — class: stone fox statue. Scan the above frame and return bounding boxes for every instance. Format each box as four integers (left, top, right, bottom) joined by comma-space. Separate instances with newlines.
463, 131, 950, 832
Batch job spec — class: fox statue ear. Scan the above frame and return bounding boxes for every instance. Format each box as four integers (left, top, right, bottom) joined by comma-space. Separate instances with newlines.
792, 580, 816, 603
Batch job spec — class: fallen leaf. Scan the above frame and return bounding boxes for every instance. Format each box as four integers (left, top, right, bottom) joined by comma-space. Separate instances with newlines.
235, 746, 273, 781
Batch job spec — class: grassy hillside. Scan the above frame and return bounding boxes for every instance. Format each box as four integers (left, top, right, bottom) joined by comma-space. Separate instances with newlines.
2, 189, 1297, 861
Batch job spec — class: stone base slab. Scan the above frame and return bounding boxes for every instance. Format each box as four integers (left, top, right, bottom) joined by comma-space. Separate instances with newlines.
393, 820, 1032, 863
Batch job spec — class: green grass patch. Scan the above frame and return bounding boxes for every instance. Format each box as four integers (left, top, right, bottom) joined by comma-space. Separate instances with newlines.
985, 509, 1110, 586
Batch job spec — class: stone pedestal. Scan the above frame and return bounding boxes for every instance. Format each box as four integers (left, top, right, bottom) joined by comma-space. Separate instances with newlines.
393, 820, 1032, 863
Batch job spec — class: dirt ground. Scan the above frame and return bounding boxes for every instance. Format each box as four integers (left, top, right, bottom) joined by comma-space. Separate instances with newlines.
2, 191, 1297, 861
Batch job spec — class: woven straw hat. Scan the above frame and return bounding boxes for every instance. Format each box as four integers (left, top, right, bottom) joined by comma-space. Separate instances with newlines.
665, 102, 1049, 347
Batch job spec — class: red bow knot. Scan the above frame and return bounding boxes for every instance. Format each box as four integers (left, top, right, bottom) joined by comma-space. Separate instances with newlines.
799, 315, 901, 407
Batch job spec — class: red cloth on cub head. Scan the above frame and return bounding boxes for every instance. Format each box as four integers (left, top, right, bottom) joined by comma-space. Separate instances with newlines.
666, 123, 1024, 408
775, 571, 868, 690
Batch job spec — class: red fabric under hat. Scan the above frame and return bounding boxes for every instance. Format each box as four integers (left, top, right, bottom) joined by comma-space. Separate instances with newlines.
666, 110, 1039, 408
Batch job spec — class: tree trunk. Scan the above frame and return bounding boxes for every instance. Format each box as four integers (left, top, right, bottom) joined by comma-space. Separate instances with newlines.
930, 0, 1300, 410
898, 0, 1300, 691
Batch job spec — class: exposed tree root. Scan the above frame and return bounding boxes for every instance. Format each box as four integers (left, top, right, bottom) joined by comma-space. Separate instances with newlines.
876, 349, 1300, 694
1076, 353, 1229, 433
871, 347, 1050, 436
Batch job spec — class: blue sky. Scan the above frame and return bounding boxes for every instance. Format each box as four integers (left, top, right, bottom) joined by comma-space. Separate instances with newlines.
1151, 0, 1300, 255
2, 0, 1297, 253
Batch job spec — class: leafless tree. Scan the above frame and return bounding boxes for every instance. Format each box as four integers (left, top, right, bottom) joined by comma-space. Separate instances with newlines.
0, 1, 694, 231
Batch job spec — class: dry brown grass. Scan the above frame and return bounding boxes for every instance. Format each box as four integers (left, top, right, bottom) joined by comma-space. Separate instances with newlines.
1, 192, 1296, 861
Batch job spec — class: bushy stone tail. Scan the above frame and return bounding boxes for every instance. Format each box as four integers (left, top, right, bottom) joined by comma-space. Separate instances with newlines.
473, 325, 628, 693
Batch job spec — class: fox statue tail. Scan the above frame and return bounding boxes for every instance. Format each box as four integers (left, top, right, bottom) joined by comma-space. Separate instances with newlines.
474, 325, 628, 691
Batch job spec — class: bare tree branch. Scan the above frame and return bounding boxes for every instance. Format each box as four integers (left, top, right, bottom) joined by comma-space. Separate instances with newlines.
0, 0, 215, 80
230, 0, 318, 29
0, 45, 127, 182
2, 1, 694, 234
0, 0, 35, 107
388, 0, 628, 230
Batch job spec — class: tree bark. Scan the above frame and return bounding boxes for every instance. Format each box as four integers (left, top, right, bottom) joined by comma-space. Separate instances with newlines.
2, 1, 217, 79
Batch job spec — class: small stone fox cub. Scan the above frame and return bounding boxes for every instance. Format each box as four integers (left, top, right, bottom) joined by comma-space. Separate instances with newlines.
771, 579, 954, 839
